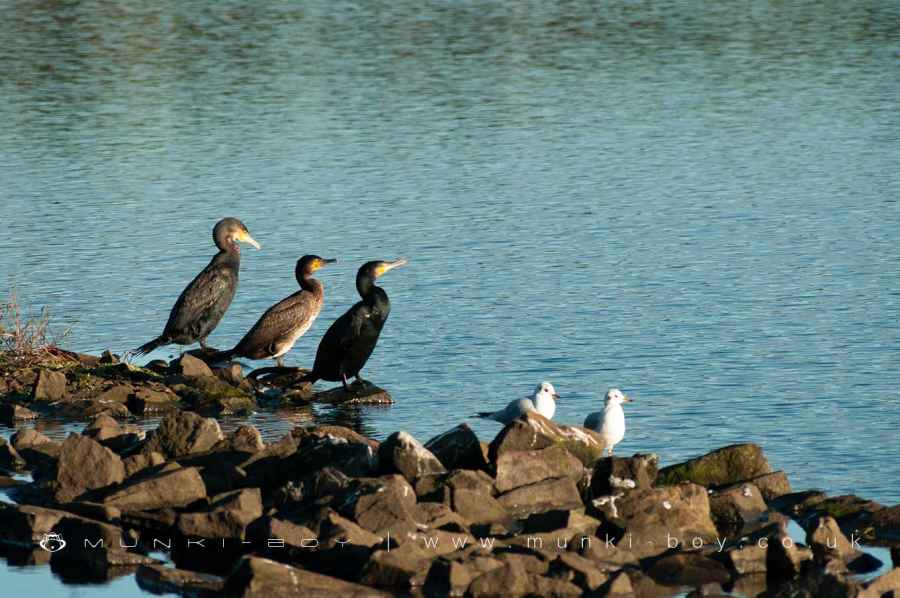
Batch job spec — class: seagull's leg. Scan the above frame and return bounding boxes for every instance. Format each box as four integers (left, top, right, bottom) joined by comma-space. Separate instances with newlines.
275, 356, 285, 369
341, 373, 351, 392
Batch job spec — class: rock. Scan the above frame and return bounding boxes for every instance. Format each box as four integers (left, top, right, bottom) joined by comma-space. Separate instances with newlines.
872, 505, 900, 542
452, 487, 510, 526
178, 376, 256, 415
425, 558, 495, 596
555, 552, 609, 591
0, 403, 38, 424
495, 446, 583, 493
489, 411, 606, 466
177, 488, 262, 540
497, 477, 583, 518
225, 556, 388, 597
142, 410, 223, 458
0, 437, 27, 471
742, 470, 792, 502
144, 359, 169, 374
600, 570, 634, 596
589, 453, 658, 496
122, 452, 166, 478
93, 384, 133, 404
213, 362, 245, 386
216, 425, 265, 453
591, 482, 719, 558
103, 466, 206, 510
293, 424, 380, 450
170, 354, 214, 378
468, 560, 532, 598
378, 431, 447, 482
892, 545, 899, 567
647, 552, 732, 587
100, 350, 119, 364
795, 494, 884, 532
0, 504, 68, 546
246, 516, 321, 553
310, 380, 393, 405
531, 575, 583, 597
52, 434, 126, 502
136, 563, 225, 596
127, 387, 180, 414
860, 567, 900, 598
11, 428, 52, 449
520, 508, 600, 537
11, 433, 60, 477
83, 413, 125, 441
807, 515, 860, 564
657, 443, 772, 488
425, 423, 490, 471
709, 482, 768, 535
766, 527, 813, 578
343, 475, 417, 535
32, 369, 67, 401
360, 543, 434, 588
716, 544, 768, 575
290, 434, 378, 480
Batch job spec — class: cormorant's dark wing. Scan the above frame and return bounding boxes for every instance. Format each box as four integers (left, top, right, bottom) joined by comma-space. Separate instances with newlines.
234, 292, 319, 356
164, 262, 237, 341
312, 302, 366, 374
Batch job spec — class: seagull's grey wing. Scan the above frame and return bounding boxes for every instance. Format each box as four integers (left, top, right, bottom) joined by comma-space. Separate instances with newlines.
583, 411, 603, 430
492, 398, 535, 423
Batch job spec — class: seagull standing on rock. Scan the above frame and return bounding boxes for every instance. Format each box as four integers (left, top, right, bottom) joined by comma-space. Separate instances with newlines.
475, 382, 559, 424
583, 388, 632, 456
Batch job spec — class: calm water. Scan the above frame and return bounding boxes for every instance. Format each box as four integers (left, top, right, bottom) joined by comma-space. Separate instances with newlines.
2, 0, 900, 593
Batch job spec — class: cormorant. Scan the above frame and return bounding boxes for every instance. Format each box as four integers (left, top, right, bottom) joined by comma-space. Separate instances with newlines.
475, 382, 560, 423
133, 218, 260, 357
219, 255, 335, 367
305, 259, 407, 390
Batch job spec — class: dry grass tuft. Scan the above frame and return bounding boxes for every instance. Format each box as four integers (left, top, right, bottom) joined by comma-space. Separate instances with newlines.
0, 287, 73, 365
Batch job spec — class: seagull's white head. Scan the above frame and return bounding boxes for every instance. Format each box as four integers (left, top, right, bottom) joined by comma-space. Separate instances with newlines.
605, 388, 632, 406
533, 381, 559, 402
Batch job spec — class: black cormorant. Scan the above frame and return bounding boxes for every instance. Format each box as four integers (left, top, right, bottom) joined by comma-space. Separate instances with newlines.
305, 259, 407, 389
133, 218, 260, 356
219, 255, 335, 367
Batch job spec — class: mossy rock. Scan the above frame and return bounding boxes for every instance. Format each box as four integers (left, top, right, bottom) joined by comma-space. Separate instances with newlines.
92, 362, 163, 383
657, 443, 772, 488
176, 376, 254, 408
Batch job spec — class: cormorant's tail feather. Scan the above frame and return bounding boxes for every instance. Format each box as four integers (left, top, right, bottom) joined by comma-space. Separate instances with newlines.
133, 336, 167, 357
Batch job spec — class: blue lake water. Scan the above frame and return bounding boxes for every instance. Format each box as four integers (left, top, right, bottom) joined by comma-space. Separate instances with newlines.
1, 0, 899, 594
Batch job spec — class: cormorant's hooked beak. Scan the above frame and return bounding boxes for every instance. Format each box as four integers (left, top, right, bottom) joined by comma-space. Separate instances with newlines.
376, 258, 408, 277
316, 258, 337, 270
239, 231, 261, 250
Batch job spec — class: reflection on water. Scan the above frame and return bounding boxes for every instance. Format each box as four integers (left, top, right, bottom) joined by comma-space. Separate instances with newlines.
1, 0, 899, 593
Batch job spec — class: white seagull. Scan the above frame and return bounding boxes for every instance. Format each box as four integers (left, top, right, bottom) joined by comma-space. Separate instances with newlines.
475, 382, 559, 424
583, 388, 633, 456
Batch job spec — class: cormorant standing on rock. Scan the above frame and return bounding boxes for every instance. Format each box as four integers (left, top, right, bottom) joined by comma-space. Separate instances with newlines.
305, 259, 407, 390
133, 218, 260, 357
218, 255, 335, 368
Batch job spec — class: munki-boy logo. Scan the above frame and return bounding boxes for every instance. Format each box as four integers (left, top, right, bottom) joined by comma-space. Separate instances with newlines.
39, 532, 67, 553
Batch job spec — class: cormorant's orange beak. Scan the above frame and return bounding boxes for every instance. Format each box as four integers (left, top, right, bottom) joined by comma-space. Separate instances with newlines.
238, 231, 261, 250
375, 259, 408, 277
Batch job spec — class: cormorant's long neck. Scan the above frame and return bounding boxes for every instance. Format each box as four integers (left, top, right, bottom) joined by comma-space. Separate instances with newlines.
357, 275, 390, 312
212, 246, 240, 269
299, 273, 324, 298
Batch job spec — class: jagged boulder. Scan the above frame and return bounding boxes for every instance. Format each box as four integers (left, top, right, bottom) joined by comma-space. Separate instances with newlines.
590, 454, 658, 496
489, 411, 606, 466
378, 431, 446, 481
169, 354, 214, 378
657, 443, 772, 487
142, 411, 223, 458
225, 556, 388, 597
495, 446, 583, 493
177, 488, 262, 540
425, 423, 489, 471
591, 482, 719, 558
32, 369, 66, 401
103, 466, 206, 510
497, 477, 583, 519
52, 434, 126, 502
709, 482, 768, 535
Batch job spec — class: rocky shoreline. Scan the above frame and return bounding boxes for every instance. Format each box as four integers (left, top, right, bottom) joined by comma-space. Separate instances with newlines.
0, 350, 898, 597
